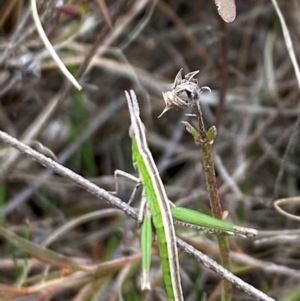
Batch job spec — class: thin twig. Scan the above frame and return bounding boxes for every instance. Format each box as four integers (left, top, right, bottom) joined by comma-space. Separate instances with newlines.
178, 238, 275, 301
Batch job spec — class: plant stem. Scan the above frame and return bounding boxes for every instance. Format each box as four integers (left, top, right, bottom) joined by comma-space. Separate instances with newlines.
192, 99, 232, 301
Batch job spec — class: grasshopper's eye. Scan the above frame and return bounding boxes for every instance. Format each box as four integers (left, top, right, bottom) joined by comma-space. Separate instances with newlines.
129, 123, 146, 138
129, 125, 135, 139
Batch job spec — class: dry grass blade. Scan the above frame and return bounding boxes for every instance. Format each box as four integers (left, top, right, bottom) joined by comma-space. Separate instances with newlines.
30, 0, 82, 90
274, 197, 300, 221
97, 0, 113, 29
0, 226, 93, 271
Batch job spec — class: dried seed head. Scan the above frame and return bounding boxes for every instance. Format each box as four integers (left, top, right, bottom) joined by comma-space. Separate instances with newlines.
184, 70, 199, 83
158, 90, 190, 118
171, 68, 183, 89
159, 69, 211, 118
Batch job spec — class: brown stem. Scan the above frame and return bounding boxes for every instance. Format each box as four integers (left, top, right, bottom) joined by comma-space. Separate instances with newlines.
192, 98, 232, 301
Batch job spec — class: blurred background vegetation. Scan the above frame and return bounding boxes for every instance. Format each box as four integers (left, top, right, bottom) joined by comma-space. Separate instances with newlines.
0, 0, 299, 300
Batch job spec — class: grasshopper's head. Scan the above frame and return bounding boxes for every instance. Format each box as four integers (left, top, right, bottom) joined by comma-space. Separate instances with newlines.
129, 125, 135, 139
129, 122, 146, 140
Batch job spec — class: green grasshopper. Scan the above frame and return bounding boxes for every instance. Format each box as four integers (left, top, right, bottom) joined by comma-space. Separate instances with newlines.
125, 90, 183, 301
120, 90, 257, 301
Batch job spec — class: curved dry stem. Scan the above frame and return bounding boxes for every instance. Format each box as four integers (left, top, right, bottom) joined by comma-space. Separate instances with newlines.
30, 0, 82, 90
274, 197, 300, 221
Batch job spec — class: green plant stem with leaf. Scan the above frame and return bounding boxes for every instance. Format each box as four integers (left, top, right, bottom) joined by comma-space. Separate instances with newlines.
189, 101, 232, 301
